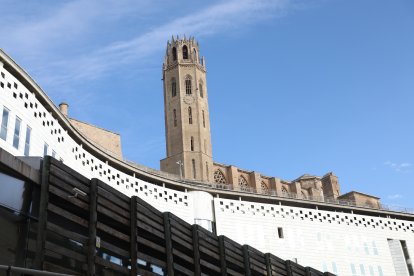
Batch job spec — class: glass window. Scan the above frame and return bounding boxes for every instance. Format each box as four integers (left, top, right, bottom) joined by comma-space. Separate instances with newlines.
369, 265, 374, 276
332, 262, 338, 274
43, 143, 49, 156
0, 107, 10, 140
372, 241, 378, 255
360, 264, 366, 275
185, 79, 192, 95
12, 117, 21, 149
24, 126, 31, 156
377, 266, 383, 276
350, 263, 357, 276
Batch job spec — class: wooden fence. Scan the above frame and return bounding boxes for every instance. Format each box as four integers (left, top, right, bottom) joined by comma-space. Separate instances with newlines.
32, 157, 335, 276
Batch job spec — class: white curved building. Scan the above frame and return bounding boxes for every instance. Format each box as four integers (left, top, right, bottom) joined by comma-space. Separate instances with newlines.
0, 41, 413, 276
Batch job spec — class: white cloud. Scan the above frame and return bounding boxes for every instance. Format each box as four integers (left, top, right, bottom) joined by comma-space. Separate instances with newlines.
387, 194, 403, 200
2, 0, 297, 88
384, 161, 412, 172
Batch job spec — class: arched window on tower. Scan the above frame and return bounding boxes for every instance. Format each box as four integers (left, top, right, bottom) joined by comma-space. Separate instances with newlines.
199, 83, 203, 98
188, 107, 192, 124
172, 47, 177, 61
173, 109, 177, 127
171, 78, 177, 97
190, 136, 194, 151
183, 45, 188, 59
214, 170, 226, 184
185, 76, 192, 95
238, 176, 249, 191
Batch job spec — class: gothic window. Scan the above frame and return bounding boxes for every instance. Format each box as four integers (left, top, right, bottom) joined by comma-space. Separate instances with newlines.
214, 170, 226, 184
185, 76, 192, 95
188, 107, 192, 124
171, 78, 177, 97
238, 176, 249, 191
183, 45, 188, 59
193, 48, 197, 60
202, 110, 205, 127
173, 109, 177, 127
190, 136, 194, 151
172, 47, 177, 61
199, 83, 204, 98
261, 181, 269, 194
281, 187, 288, 196
192, 159, 196, 179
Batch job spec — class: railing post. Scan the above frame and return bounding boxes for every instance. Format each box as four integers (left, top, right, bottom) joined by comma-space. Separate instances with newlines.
130, 196, 138, 276
163, 212, 174, 276
242, 245, 251, 276
192, 225, 201, 275
285, 260, 293, 276
265, 253, 272, 276
88, 179, 98, 276
33, 156, 51, 270
218, 236, 227, 276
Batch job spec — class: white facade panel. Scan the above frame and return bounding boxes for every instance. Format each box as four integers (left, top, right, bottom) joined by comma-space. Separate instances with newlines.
0, 65, 194, 224
214, 198, 414, 276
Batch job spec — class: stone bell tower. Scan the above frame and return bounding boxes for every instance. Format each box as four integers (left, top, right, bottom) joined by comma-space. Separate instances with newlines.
160, 36, 213, 182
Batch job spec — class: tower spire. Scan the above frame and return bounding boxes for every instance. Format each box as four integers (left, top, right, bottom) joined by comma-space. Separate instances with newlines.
160, 36, 213, 181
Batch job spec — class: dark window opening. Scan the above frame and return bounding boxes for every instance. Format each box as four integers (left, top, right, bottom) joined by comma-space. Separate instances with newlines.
202, 110, 205, 128
278, 227, 284, 239
172, 47, 177, 61
190, 136, 194, 151
183, 45, 188, 59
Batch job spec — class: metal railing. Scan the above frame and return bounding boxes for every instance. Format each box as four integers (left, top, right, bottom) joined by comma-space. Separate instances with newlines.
100, 159, 414, 216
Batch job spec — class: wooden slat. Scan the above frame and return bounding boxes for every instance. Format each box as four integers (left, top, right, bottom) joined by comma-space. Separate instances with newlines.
97, 204, 130, 226
45, 241, 86, 262
97, 221, 130, 242
97, 184, 129, 210
48, 203, 88, 227
46, 222, 87, 244
137, 236, 166, 254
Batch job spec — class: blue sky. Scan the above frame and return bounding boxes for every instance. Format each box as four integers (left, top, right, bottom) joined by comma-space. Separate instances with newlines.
1, 0, 413, 209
